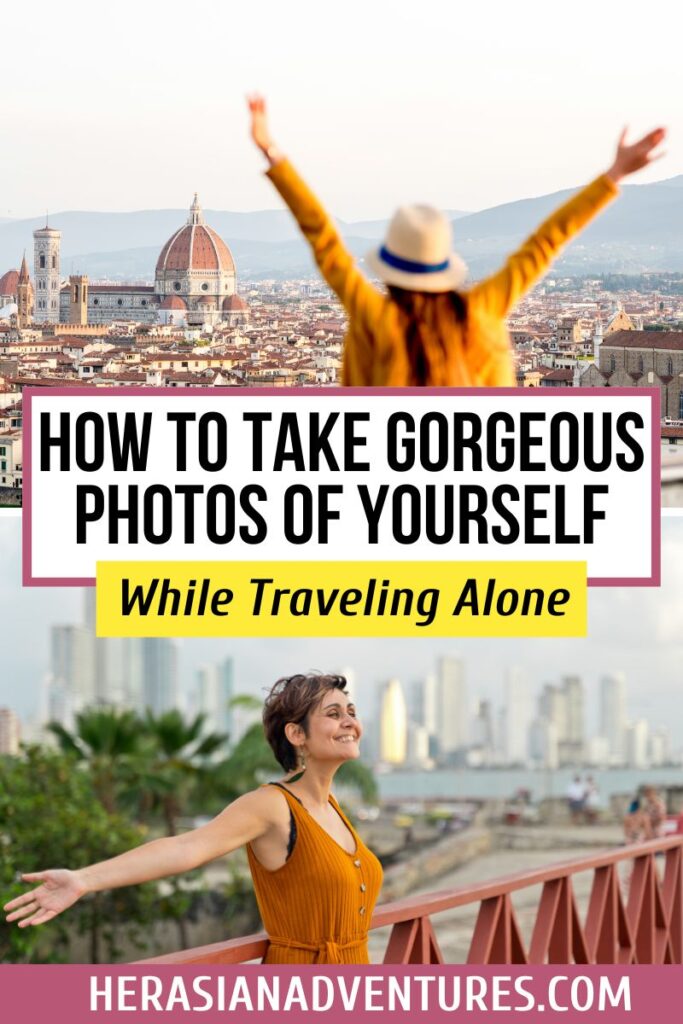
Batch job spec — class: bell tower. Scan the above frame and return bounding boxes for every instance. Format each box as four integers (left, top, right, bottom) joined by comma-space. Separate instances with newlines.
16, 254, 32, 329
33, 223, 62, 323
69, 275, 89, 325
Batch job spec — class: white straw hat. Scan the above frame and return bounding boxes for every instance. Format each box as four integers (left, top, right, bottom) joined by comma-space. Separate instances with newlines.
365, 204, 467, 292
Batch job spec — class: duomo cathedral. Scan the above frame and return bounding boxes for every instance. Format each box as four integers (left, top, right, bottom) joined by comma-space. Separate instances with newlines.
0, 195, 248, 329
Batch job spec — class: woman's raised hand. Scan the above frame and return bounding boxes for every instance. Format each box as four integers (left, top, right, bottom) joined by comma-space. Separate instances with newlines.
3, 869, 86, 928
607, 126, 667, 183
247, 94, 274, 154
247, 94, 284, 166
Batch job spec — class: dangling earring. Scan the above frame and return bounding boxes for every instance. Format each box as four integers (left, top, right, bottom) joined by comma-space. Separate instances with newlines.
289, 748, 307, 783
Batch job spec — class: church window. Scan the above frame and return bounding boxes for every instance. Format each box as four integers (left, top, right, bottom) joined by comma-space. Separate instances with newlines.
609, 355, 616, 372
39, 255, 45, 269
117, 299, 123, 306
174, 281, 182, 291
668, 358, 674, 375
679, 393, 683, 420
93, 299, 99, 306
52, 256, 56, 269
637, 356, 644, 372
201, 283, 209, 291
141, 299, 147, 306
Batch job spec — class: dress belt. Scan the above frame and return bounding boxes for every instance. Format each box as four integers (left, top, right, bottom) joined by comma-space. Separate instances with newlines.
267, 934, 367, 964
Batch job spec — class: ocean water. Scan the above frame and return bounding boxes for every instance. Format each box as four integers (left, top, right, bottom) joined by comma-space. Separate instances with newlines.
376, 766, 683, 804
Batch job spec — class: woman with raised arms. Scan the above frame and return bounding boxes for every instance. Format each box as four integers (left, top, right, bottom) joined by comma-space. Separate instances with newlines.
4, 673, 383, 964
248, 95, 665, 388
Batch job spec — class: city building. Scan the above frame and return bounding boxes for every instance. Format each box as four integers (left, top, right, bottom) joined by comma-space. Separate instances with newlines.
142, 638, 180, 715
502, 667, 531, 765
48, 623, 95, 725
0, 707, 21, 754
195, 657, 234, 744
435, 655, 468, 758
580, 330, 683, 419
379, 678, 408, 765
599, 673, 626, 764
33, 224, 61, 323
45, 196, 243, 327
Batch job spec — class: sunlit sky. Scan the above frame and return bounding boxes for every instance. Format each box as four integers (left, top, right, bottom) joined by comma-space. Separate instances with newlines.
2, 0, 681, 220
2, 514, 683, 737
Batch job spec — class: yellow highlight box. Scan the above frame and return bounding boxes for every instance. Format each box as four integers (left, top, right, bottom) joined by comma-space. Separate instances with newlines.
96, 561, 587, 638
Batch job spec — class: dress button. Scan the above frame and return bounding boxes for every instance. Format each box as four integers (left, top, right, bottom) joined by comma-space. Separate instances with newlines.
354, 859, 361, 867
359, 906, 366, 915
360, 883, 366, 892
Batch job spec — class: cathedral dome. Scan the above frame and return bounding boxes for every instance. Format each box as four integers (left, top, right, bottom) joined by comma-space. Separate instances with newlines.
156, 195, 235, 275
0, 270, 19, 296
222, 293, 248, 312
160, 295, 187, 310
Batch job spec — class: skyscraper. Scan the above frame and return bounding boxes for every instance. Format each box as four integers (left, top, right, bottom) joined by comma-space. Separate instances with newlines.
196, 657, 234, 743
502, 667, 531, 765
562, 675, 585, 763
0, 707, 21, 754
49, 623, 95, 724
379, 678, 407, 765
435, 655, 468, 756
600, 673, 626, 763
142, 638, 179, 715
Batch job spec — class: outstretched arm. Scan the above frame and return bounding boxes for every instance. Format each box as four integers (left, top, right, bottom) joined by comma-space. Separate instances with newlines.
470, 127, 666, 319
247, 94, 383, 326
3, 791, 273, 928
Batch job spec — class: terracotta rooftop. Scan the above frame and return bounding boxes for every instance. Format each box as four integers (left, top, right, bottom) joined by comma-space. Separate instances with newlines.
601, 330, 683, 351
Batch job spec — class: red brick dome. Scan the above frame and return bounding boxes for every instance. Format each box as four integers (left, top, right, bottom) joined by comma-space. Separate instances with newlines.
156, 195, 235, 275
222, 293, 248, 311
160, 295, 188, 310
0, 270, 19, 295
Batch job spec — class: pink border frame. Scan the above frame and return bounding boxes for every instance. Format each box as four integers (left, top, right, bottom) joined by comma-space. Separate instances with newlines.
22, 385, 661, 589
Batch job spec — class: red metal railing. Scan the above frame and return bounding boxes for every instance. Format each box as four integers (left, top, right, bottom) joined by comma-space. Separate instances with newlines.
137, 834, 683, 965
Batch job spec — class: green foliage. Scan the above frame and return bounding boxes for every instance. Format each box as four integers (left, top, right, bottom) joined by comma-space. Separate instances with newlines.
0, 747, 186, 963
336, 759, 379, 803
48, 708, 146, 814
140, 710, 228, 836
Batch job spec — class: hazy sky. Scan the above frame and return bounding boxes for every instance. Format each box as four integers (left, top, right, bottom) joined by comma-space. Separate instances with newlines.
2, 0, 681, 220
2, 512, 683, 737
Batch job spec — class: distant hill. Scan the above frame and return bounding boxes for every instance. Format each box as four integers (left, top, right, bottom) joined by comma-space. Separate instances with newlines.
1, 176, 682, 280
655, 174, 683, 188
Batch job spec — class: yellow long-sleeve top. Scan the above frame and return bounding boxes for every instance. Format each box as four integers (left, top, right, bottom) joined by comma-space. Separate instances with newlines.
247, 785, 383, 964
266, 160, 618, 387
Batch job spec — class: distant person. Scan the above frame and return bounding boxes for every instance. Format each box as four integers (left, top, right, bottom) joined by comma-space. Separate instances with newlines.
566, 775, 585, 824
584, 776, 601, 824
248, 95, 666, 386
623, 785, 666, 843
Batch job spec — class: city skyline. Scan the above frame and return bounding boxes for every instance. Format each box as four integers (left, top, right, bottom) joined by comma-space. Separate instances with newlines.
2, 515, 683, 739
3, 1, 681, 220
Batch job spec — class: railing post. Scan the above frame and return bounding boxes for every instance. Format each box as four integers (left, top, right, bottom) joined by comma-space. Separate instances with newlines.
384, 917, 444, 964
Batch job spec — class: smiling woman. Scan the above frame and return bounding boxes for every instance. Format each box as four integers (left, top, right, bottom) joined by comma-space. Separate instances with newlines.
3, 672, 383, 965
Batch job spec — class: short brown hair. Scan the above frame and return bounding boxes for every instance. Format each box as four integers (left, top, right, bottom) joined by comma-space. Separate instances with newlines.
263, 673, 348, 771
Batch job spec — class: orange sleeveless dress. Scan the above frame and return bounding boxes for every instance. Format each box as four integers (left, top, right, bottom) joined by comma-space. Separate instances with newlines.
247, 785, 383, 964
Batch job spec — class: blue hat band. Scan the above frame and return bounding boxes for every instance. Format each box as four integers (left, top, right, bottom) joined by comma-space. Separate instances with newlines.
379, 245, 450, 275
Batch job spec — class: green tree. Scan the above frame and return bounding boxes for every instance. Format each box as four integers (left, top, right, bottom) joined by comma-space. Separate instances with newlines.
0, 747, 185, 964
48, 707, 145, 814
141, 710, 227, 837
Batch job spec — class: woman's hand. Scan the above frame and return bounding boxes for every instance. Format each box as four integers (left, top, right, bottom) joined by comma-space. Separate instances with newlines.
606, 126, 667, 184
3, 869, 87, 928
247, 94, 283, 165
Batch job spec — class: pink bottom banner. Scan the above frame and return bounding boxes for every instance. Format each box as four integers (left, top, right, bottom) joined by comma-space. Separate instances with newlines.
0, 965, 677, 1022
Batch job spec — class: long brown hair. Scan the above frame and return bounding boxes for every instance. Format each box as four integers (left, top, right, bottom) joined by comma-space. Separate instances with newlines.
388, 287, 467, 386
